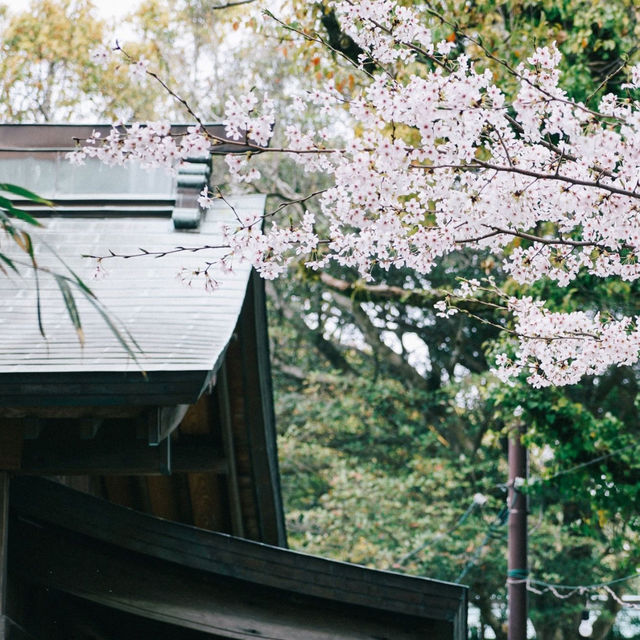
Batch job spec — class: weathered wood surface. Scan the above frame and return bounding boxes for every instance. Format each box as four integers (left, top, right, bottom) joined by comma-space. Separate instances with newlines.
0, 424, 22, 471
226, 272, 287, 547
9, 477, 467, 639
217, 362, 245, 538
18, 437, 226, 476
11, 521, 446, 639
0, 616, 38, 640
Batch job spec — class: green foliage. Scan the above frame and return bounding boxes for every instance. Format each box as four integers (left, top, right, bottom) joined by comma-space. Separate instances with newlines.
267, 7, 640, 635
277, 373, 505, 576
438, 0, 640, 103
0, 183, 140, 357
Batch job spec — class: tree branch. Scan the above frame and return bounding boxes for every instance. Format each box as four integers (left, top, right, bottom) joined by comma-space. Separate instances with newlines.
329, 289, 428, 389
266, 280, 354, 374
318, 271, 440, 305
211, 0, 255, 9
414, 160, 640, 202
317, 5, 376, 74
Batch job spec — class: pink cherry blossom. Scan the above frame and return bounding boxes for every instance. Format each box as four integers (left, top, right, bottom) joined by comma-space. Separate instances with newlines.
76, 0, 640, 387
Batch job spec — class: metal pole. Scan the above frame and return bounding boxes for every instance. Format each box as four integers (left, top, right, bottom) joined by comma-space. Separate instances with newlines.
508, 425, 527, 640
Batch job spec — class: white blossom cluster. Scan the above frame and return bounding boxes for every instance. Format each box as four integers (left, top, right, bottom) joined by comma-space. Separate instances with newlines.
495, 299, 640, 387
79, 0, 640, 387
223, 90, 275, 148
67, 122, 210, 170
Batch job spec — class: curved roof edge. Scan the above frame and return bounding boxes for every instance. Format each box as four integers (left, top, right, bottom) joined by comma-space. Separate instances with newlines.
10, 476, 468, 639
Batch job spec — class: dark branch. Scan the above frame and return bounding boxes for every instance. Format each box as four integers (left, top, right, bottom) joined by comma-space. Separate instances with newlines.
211, 0, 256, 9
317, 6, 376, 74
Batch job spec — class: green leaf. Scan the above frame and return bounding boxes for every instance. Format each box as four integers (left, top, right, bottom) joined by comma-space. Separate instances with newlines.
0, 195, 42, 227
54, 275, 84, 346
7, 207, 42, 227
0, 183, 53, 206
39, 239, 97, 299
25, 239, 141, 359
14, 229, 35, 261
33, 258, 45, 339
81, 288, 142, 363
0, 252, 17, 273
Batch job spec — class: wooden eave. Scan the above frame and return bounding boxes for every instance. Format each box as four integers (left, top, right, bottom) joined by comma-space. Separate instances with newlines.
6, 477, 467, 640
0, 369, 213, 408
0, 123, 244, 155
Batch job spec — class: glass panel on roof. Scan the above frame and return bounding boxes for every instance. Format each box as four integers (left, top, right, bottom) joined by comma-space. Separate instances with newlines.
0, 153, 174, 198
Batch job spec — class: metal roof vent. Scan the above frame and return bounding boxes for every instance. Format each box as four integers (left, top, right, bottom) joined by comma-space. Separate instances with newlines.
173, 155, 211, 230
172, 207, 202, 229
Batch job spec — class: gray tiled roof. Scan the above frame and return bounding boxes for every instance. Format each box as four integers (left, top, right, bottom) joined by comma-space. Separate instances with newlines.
0, 195, 265, 375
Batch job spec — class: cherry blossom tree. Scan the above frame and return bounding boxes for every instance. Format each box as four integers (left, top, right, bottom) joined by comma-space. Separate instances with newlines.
74, 0, 640, 389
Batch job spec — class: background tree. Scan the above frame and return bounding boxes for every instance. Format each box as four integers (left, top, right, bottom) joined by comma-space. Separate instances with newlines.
260, 3, 640, 638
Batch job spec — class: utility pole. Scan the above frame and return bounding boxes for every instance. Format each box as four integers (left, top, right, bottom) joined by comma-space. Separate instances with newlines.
508, 424, 527, 640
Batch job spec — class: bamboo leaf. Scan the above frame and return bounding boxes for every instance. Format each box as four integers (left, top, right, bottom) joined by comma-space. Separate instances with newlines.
0, 183, 53, 206
40, 238, 97, 299
0, 196, 41, 226
30, 240, 141, 358
0, 252, 17, 273
54, 275, 85, 346
33, 259, 45, 339
14, 230, 36, 264
81, 288, 142, 362
7, 207, 41, 227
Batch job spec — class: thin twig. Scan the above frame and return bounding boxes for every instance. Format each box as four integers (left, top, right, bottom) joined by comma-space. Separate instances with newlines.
84, 244, 231, 261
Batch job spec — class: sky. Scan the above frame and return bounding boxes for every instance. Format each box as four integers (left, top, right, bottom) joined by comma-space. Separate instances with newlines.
1, 0, 146, 45
2, 0, 142, 20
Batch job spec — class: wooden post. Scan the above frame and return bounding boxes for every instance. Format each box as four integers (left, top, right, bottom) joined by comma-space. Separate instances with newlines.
508, 426, 528, 640
218, 362, 245, 538
0, 472, 9, 639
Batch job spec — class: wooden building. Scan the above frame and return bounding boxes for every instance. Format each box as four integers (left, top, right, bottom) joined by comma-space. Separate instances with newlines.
0, 124, 468, 640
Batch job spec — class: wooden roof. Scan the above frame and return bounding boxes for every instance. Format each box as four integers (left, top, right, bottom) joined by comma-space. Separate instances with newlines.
0, 192, 267, 405
0, 124, 286, 547
0, 195, 263, 374
7, 477, 468, 640
0, 123, 261, 405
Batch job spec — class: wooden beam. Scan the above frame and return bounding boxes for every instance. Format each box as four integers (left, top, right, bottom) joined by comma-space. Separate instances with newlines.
187, 472, 229, 532
236, 272, 287, 546
10, 476, 468, 638
0, 370, 207, 408
76, 418, 102, 440
0, 407, 144, 419
0, 423, 22, 471
18, 440, 227, 476
10, 511, 455, 640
